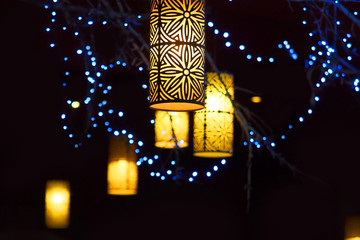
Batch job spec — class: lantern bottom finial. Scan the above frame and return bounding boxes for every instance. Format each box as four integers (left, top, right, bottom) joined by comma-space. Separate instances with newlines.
150, 102, 204, 111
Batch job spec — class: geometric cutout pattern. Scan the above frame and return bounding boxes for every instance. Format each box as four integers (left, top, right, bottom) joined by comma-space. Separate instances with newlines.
193, 72, 234, 158
149, 0, 205, 111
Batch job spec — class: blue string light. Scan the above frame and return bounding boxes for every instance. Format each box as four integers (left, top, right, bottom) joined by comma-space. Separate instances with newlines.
44, 1, 147, 151
44, 0, 360, 183
206, 19, 301, 63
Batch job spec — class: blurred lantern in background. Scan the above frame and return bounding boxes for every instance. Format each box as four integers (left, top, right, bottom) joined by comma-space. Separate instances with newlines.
345, 216, 360, 240
108, 135, 138, 195
251, 96, 262, 103
155, 110, 189, 148
149, 0, 206, 111
193, 72, 234, 158
45, 180, 70, 228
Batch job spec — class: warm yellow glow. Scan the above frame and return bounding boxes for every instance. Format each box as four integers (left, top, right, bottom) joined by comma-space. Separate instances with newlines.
108, 159, 138, 195
45, 180, 70, 228
155, 111, 189, 148
193, 72, 234, 158
251, 96, 262, 103
71, 101, 80, 108
345, 216, 360, 240
108, 136, 138, 195
149, 0, 206, 111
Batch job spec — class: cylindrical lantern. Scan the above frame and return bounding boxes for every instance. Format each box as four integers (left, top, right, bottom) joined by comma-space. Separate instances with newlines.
155, 110, 189, 148
108, 135, 138, 195
45, 180, 70, 228
149, 0, 206, 111
345, 216, 360, 240
193, 72, 234, 158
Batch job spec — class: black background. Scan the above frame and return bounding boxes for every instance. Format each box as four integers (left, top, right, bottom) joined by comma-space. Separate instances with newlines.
1, 0, 360, 239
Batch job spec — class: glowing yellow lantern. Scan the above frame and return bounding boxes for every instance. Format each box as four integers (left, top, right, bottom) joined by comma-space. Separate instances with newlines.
45, 180, 70, 228
149, 0, 206, 111
251, 96, 262, 103
345, 216, 360, 240
155, 110, 189, 148
108, 136, 138, 195
193, 72, 234, 158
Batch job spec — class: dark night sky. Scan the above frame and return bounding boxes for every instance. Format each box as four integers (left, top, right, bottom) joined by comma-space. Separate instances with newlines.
1, 0, 360, 239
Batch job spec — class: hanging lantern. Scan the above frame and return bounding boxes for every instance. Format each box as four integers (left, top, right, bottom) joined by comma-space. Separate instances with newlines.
345, 216, 360, 240
193, 72, 234, 158
108, 135, 138, 195
149, 0, 206, 111
155, 110, 189, 148
45, 180, 70, 228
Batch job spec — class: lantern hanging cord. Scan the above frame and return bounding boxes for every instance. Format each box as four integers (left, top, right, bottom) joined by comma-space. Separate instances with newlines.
168, 112, 183, 181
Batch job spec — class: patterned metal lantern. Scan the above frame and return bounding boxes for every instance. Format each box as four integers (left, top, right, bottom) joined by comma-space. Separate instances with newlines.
155, 110, 189, 148
108, 135, 138, 195
45, 180, 70, 228
149, 0, 206, 111
193, 72, 234, 158
345, 216, 360, 240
